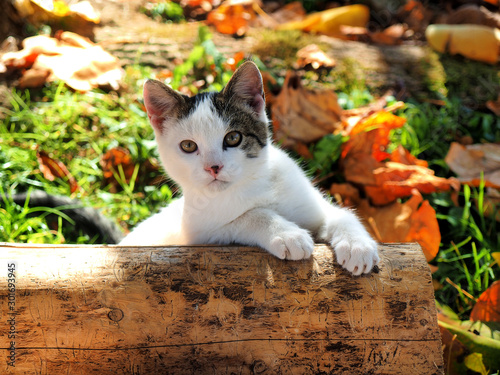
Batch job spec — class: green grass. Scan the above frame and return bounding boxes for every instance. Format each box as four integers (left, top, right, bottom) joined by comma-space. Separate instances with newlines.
1, 27, 499, 325
0, 65, 171, 243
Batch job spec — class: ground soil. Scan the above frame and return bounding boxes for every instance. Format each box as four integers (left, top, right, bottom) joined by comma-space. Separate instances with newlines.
89, 0, 431, 95
0, 0, 451, 107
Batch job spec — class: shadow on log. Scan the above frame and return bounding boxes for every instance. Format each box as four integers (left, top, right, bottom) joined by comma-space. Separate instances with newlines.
0, 243, 444, 374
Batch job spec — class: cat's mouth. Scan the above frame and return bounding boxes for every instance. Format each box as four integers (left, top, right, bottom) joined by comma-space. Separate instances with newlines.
207, 178, 230, 190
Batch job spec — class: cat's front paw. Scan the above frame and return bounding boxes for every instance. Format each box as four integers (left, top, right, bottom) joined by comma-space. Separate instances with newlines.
269, 228, 314, 261
331, 233, 379, 276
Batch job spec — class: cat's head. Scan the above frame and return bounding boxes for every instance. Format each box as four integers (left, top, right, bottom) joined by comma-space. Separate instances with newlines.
143, 61, 269, 193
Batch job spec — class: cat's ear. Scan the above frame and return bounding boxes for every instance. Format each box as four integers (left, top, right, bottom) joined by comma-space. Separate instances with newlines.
143, 80, 185, 132
222, 61, 265, 116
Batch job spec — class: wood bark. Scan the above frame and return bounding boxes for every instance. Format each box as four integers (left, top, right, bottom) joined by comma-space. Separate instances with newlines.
0, 242, 444, 374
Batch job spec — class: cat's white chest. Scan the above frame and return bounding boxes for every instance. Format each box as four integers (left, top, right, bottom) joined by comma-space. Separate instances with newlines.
180, 182, 272, 243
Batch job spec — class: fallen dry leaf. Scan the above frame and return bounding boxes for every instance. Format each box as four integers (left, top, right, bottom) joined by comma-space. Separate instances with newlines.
14, 0, 99, 38
470, 281, 500, 322
445, 142, 500, 188
342, 110, 459, 205
36, 149, 79, 194
272, 71, 342, 147
389, 144, 428, 167
269, 1, 305, 25
330, 182, 360, 208
483, 188, 500, 222
100, 147, 160, 192
396, 0, 434, 36
486, 94, 500, 116
365, 162, 460, 206
342, 110, 406, 163
338, 25, 370, 42
224, 51, 246, 71
2, 31, 123, 91
355, 189, 441, 262
206, 0, 258, 36
439, 323, 468, 375
277, 4, 369, 37
295, 44, 335, 70
444, 4, 500, 30
100, 147, 136, 190
369, 24, 407, 45
425, 24, 500, 64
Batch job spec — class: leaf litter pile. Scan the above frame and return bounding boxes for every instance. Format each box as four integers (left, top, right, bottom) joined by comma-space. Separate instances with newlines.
1, 0, 500, 373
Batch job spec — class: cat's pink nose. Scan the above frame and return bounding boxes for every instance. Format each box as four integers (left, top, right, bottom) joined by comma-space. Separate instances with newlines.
205, 165, 223, 178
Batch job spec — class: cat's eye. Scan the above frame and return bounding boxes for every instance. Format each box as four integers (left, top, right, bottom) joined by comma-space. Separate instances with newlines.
224, 131, 242, 147
180, 140, 198, 153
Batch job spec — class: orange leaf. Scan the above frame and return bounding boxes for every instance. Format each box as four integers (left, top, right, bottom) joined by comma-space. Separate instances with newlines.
404, 194, 441, 262
356, 189, 440, 261
329, 183, 360, 208
486, 94, 500, 116
369, 24, 406, 45
341, 110, 406, 161
206, 1, 256, 36
342, 110, 459, 205
365, 162, 460, 206
36, 150, 79, 194
470, 281, 500, 322
100, 147, 135, 183
224, 51, 246, 71
389, 145, 428, 167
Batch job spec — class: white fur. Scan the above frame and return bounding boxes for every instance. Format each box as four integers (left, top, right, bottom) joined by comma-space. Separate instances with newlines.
121, 94, 379, 275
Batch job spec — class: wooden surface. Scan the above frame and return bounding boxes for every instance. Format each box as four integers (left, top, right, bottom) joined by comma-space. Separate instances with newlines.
0, 242, 444, 374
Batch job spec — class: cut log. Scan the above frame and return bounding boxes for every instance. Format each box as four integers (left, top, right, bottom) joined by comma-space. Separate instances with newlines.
0, 243, 444, 374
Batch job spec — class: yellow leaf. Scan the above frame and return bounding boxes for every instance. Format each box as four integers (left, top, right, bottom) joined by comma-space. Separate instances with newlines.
278, 4, 369, 36
464, 353, 488, 375
492, 252, 500, 266
425, 24, 500, 64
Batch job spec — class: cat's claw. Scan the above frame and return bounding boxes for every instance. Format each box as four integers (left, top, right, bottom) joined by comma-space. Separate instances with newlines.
269, 229, 314, 260
332, 235, 379, 276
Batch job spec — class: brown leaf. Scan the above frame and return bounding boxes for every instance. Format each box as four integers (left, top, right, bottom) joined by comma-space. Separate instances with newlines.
470, 281, 500, 323
444, 4, 500, 30
296, 44, 335, 70
100, 147, 160, 192
483, 187, 500, 222
2, 32, 123, 91
396, 0, 433, 35
100, 147, 136, 190
486, 94, 500, 116
269, 1, 305, 25
445, 142, 500, 188
36, 150, 79, 194
369, 24, 406, 45
439, 323, 468, 375
329, 183, 360, 208
272, 71, 342, 147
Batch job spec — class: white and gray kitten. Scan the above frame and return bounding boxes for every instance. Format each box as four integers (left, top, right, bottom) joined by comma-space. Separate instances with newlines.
120, 61, 379, 275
